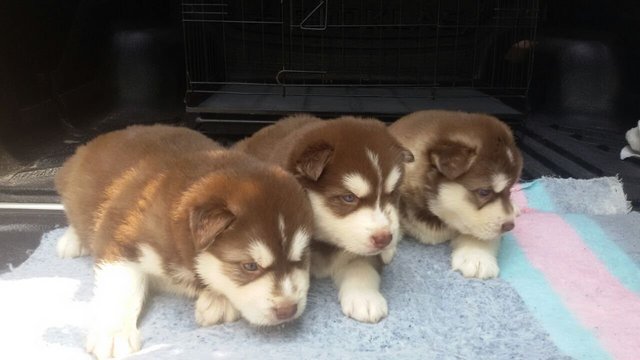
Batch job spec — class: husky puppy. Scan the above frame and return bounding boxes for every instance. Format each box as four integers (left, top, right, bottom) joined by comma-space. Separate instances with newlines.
389, 110, 523, 279
56, 125, 314, 359
234, 114, 413, 323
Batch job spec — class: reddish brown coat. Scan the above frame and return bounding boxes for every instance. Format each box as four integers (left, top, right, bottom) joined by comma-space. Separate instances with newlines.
56, 124, 314, 288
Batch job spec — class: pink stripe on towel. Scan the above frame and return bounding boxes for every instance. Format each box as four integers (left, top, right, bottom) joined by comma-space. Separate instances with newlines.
510, 184, 530, 214
512, 213, 640, 360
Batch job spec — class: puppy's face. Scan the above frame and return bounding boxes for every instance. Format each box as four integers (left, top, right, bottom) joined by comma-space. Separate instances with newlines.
293, 118, 414, 256
427, 134, 523, 241
185, 172, 314, 326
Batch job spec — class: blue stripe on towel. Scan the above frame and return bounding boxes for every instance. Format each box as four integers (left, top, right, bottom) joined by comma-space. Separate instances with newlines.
521, 180, 556, 212
521, 180, 640, 294
564, 214, 640, 294
499, 233, 611, 360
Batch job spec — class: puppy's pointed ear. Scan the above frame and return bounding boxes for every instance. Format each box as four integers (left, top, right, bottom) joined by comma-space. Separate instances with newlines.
399, 148, 415, 163
390, 142, 414, 163
295, 142, 334, 181
190, 205, 235, 250
429, 142, 477, 180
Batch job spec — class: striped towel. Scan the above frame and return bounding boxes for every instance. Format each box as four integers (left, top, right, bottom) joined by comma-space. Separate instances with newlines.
504, 177, 640, 359
1, 176, 638, 359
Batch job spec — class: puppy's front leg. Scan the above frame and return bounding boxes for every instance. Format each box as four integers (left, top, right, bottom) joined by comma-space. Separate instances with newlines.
334, 257, 387, 323
195, 290, 240, 326
86, 262, 147, 360
450, 234, 500, 279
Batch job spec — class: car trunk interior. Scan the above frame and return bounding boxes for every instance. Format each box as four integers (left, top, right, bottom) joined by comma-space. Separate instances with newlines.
1, 0, 639, 271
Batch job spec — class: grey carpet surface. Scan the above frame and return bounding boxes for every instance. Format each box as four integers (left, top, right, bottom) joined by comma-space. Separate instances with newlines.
4, 177, 639, 359
1, 228, 566, 360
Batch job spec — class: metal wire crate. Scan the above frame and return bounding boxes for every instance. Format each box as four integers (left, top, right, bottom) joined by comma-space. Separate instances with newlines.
182, 0, 539, 124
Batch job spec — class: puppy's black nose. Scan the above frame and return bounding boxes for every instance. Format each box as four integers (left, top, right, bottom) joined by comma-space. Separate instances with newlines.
274, 304, 298, 320
501, 221, 515, 233
371, 231, 392, 249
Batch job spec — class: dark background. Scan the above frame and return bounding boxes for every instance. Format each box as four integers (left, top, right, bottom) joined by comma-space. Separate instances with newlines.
2, 1, 640, 139
1, 0, 639, 270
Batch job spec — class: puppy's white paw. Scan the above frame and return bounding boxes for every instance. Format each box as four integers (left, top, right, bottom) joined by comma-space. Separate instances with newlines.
86, 326, 141, 360
380, 245, 396, 265
195, 291, 240, 327
451, 247, 499, 279
340, 289, 388, 323
57, 227, 89, 258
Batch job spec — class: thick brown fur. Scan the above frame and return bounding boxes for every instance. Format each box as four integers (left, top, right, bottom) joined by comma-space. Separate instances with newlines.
235, 115, 411, 224
56, 124, 315, 358
57, 125, 313, 275
389, 110, 523, 279
234, 114, 413, 323
234, 114, 411, 259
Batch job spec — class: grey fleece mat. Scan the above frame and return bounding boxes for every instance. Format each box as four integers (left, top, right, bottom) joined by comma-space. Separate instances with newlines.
2, 177, 639, 359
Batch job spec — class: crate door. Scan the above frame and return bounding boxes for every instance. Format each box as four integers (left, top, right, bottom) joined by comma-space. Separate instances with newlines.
183, 0, 285, 91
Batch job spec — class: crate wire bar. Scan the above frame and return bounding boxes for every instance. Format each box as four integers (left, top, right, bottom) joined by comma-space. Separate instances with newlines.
182, 0, 539, 120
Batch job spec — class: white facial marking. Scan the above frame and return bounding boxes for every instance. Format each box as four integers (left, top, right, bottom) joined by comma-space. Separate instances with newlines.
343, 173, 371, 198
384, 166, 402, 194
196, 253, 275, 325
308, 191, 400, 256
366, 148, 383, 206
366, 148, 382, 181
278, 213, 286, 246
280, 268, 310, 319
506, 148, 514, 163
372, 207, 390, 228
288, 268, 310, 299
195, 253, 308, 325
281, 276, 294, 297
289, 228, 310, 261
492, 173, 510, 193
248, 240, 275, 268
430, 182, 515, 241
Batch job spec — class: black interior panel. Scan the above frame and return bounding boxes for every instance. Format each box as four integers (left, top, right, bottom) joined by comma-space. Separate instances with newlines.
1, 0, 639, 270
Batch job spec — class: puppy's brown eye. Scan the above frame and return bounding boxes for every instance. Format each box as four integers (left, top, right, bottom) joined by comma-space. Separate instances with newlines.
341, 193, 358, 203
476, 188, 492, 197
242, 262, 258, 272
